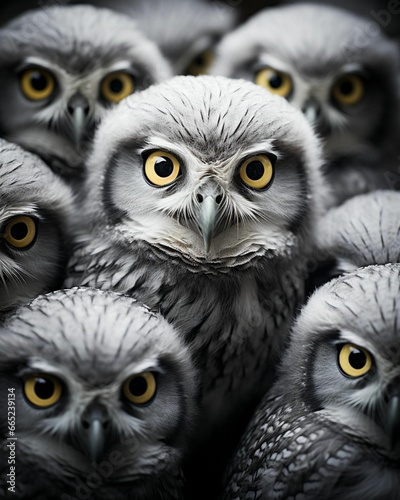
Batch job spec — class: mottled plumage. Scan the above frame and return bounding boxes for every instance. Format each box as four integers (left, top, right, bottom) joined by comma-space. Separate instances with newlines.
224, 264, 400, 499
212, 3, 400, 206
65, 75, 325, 482
0, 138, 76, 315
0, 288, 196, 500
0, 5, 171, 181
308, 190, 400, 290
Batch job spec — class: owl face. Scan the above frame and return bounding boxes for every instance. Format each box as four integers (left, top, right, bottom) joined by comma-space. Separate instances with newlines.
211, 4, 400, 158
0, 288, 196, 493
0, 5, 171, 176
289, 265, 400, 452
0, 139, 75, 314
87, 75, 324, 267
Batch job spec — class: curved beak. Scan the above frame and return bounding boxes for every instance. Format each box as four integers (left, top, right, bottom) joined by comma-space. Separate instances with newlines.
302, 99, 321, 128
77, 403, 111, 463
67, 94, 90, 151
386, 384, 400, 450
195, 183, 224, 253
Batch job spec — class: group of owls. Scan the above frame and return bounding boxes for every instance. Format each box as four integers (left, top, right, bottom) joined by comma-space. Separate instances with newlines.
0, 0, 399, 499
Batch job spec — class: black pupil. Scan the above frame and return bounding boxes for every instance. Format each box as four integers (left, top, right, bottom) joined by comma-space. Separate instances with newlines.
269, 73, 283, 89
110, 78, 123, 94
30, 72, 48, 91
348, 348, 367, 370
339, 80, 354, 95
246, 161, 265, 181
10, 222, 28, 241
35, 378, 55, 400
155, 157, 174, 178
129, 376, 148, 397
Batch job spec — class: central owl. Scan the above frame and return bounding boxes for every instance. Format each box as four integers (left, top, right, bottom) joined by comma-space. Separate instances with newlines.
66, 76, 324, 470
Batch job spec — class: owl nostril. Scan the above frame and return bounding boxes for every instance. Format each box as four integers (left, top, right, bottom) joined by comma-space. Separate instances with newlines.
197, 194, 204, 203
215, 195, 223, 205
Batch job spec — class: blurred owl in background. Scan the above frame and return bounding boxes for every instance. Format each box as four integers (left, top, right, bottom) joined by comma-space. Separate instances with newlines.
224, 264, 400, 499
83, 0, 238, 75
0, 288, 197, 500
212, 3, 400, 207
0, 5, 171, 182
0, 138, 76, 316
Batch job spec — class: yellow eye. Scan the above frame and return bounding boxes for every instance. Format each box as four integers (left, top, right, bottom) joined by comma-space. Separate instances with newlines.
255, 68, 292, 97
123, 372, 157, 405
332, 75, 364, 105
186, 49, 215, 76
4, 216, 37, 249
24, 374, 63, 408
144, 150, 181, 187
20, 68, 55, 101
338, 343, 372, 378
240, 155, 274, 190
101, 72, 135, 103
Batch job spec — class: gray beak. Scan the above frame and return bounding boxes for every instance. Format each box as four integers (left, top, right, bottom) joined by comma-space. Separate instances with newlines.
67, 94, 90, 151
302, 99, 321, 127
196, 183, 224, 253
78, 403, 110, 463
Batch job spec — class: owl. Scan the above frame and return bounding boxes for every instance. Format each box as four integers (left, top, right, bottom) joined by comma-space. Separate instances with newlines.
65, 75, 325, 487
211, 3, 400, 207
223, 264, 400, 499
0, 5, 171, 182
0, 287, 197, 500
81, 0, 238, 75
0, 138, 76, 315
307, 190, 400, 292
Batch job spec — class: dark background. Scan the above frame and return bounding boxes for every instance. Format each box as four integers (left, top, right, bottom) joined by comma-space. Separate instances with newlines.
1, 0, 400, 38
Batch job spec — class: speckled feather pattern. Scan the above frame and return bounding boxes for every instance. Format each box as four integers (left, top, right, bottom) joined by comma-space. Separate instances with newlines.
224, 265, 400, 499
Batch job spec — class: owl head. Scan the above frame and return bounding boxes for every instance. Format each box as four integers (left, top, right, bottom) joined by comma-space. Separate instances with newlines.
0, 5, 171, 179
286, 264, 400, 454
0, 287, 197, 498
0, 138, 76, 314
90, 0, 239, 75
83, 75, 325, 272
211, 4, 400, 162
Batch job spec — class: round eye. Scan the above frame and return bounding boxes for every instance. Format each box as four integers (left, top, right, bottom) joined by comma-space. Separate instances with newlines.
24, 374, 63, 408
20, 68, 55, 101
255, 68, 292, 98
240, 155, 274, 190
338, 343, 372, 378
332, 75, 364, 105
186, 49, 215, 76
101, 72, 135, 103
123, 372, 157, 405
4, 216, 37, 249
144, 151, 181, 187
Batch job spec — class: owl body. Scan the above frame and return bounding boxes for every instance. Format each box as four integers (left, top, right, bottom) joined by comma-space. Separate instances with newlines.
212, 4, 400, 206
65, 75, 325, 458
0, 138, 76, 315
0, 5, 171, 182
0, 288, 196, 500
224, 264, 400, 499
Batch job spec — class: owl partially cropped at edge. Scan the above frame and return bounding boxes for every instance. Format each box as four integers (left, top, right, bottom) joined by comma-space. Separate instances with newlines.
0, 5, 171, 182
224, 264, 400, 499
0, 138, 76, 316
211, 3, 400, 207
65, 75, 325, 479
0, 288, 197, 500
